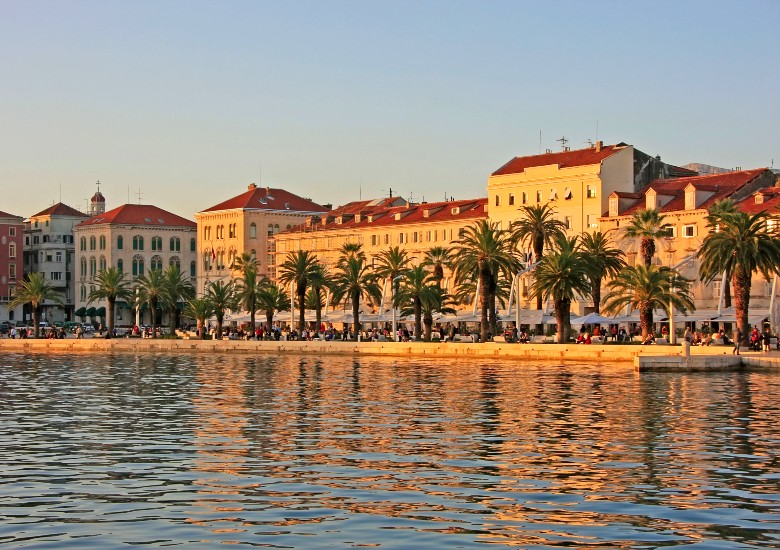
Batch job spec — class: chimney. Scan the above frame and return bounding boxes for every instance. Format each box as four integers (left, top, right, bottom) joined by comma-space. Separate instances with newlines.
248, 183, 257, 190
595, 141, 603, 152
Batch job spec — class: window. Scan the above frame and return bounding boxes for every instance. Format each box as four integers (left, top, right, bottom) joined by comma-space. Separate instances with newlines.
586, 185, 597, 198
685, 190, 695, 210
99, 256, 106, 271
413, 232, 419, 243
190, 238, 196, 252
522, 192, 527, 205
132, 256, 144, 276
151, 255, 163, 271
399, 232, 407, 244
384, 234, 389, 245
609, 198, 618, 216
267, 224, 274, 237
33, 236, 39, 245
151, 236, 162, 251
9, 227, 15, 236
229, 224, 236, 238
89, 236, 96, 250
204, 226, 211, 240
495, 195, 500, 207
80, 285, 86, 302
190, 261, 196, 277
9, 263, 16, 279
55, 251, 62, 262
80, 257, 87, 276
682, 225, 696, 238
90, 257, 97, 277
662, 226, 676, 238
99, 235, 106, 250
536, 190, 542, 203
170, 237, 180, 252
509, 194, 515, 206
51, 272, 62, 281
133, 235, 144, 250
8, 243, 15, 258
117, 259, 123, 273
713, 280, 721, 298
371, 235, 378, 246
117, 235, 123, 250
587, 214, 598, 228
250, 223, 257, 239
564, 216, 572, 230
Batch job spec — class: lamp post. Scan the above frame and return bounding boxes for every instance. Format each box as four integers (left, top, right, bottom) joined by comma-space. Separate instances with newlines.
391, 274, 404, 342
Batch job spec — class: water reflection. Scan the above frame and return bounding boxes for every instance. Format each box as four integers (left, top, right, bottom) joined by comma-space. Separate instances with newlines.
0, 353, 778, 548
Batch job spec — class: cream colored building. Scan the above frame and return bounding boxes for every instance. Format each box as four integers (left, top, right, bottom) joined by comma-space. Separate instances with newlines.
74, 202, 197, 327
600, 168, 778, 322
23, 202, 88, 323
195, 184, 329, 295
487, 142, 696, 237
273, 196, 488, 287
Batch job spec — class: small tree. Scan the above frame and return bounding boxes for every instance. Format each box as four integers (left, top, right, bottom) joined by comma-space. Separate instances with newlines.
9, 272, 63, 338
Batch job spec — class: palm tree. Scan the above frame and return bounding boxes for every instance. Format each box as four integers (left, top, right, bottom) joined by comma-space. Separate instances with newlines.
579, 231, 626, 314
135, 269, 167, 338
184, 297, 213, 339
531, 235, 592, 343
308, 263, 329, 334
422, 246, 453, 289
162, 264, 195, 334
257, 283, 290, 334
602, 264, 695, 340
87, 268, 133, 335
698, 209, 780, 344
452, 220, 519, 342
337, 242, 365, 265
278, 250, 320, 333
510, 204, 567, 310
10, 272, 63, 338
395, 265, 430, 340
419, 285, 457, 341
374, 245, 413, 321
706, 199, 739, 309
623, 208, 670, 267
205, 280, 236, 339
234, 253, 266, 334
330, 254, 382, 340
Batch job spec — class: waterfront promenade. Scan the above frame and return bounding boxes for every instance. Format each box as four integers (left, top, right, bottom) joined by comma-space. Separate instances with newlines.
2, 336, 780, 371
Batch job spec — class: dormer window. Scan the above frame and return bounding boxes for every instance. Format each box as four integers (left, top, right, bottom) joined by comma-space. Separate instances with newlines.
646, 192, 656, 211
685, 190, 696, 210
609, 197, 618, 217
756, 193, 765, 205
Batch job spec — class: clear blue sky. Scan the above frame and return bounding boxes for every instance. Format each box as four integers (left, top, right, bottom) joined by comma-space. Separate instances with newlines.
2, 0, 778, 219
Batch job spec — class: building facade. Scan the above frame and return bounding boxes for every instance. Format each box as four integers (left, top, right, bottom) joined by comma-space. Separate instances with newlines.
0, 210, 24, 323
23, 203, 88, 323
74, 203, 197, 327
195, 184, 329, 295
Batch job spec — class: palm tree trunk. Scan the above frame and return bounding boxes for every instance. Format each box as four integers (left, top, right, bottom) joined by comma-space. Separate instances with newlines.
640, 305, 653, 340
198, 320, 206, 339
297, 286, 306, 333
479, 268, 490, 342
33, 307, 41, 338
107, 298, 116, 335
733, 268, 751, 346
414, 298, 422, 341
216, 315, 224, 339
592, 278, 602, 314
641, 238, 655, 267
423, 314, 433, 341
315, 289, 322, 335
556, 298, 571, 343
351, 290, 360, 340
150, 298, 158, 338
266, 313, 274, 335
488, 287, 497, 339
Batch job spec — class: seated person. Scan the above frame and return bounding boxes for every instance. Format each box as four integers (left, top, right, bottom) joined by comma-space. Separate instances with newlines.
518, 330, 529, 343
584, 332, 592, 344
576, 333, 585, 344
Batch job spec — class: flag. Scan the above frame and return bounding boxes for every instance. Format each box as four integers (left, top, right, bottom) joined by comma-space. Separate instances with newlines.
211, 247, 216, 261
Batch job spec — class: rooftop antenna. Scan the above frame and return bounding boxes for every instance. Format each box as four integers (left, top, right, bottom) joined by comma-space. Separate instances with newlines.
538, 130, 542, 154
585, 139, 594, 147
135, 187, 142, 205
557, 136, 569, 150
59, 183, 62, 203
127, 185, 130, 204
595, 120, 599, 142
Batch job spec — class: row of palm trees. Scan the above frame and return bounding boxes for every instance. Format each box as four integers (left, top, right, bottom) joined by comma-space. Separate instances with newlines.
11, 201, 780, 344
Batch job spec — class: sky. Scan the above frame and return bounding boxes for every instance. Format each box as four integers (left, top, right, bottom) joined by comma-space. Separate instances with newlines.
1, 0, 778, 219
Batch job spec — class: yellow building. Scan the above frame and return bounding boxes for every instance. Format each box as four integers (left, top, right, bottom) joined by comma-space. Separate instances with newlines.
487, 142, 696, 237
600, 168, 778, 321
195, 184, 329, 294
273, 196, 488, 283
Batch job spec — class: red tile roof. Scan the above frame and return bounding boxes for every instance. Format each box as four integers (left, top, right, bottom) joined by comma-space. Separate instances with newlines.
0, 210, 23, 221
739, 188, 780, 214
618, 168, 771, 216
280, 197, 488, 234
492, 144, 625, 176
77, 204, 196, 228
31, 202, 89, 218
200, 184, 328, 213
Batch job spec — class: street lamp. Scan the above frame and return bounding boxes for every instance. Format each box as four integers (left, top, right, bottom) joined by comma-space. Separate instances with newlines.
391, 274, 404, 342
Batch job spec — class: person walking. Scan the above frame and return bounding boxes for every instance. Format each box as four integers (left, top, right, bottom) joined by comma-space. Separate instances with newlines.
733, 328, 742, 355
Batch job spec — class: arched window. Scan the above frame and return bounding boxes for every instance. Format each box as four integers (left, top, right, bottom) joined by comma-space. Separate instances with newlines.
250, 223, 257, 238
203, 251, 211, 271
274, 224, 280, 234
228, 249, 236, 268
117, 235, 124, 250
80, 285, 86, 302
190, 261, 196, 277
170, 237, 180, 252
151, 255, 163, 271
250, 249, 256, 258
190, 238, 196, 252
151, 236, 162, 251
80, 237, 86, 251
133, 236, 144, 250
89, 256, 97, 277
117, 259, 124, 273
267, 224, 273, 237
132, 255, 144, 277
99, 256, 106, 271
99, 235, 106, 250
169, 256, 181, 269
80, 257, 87, 277
89, 236, 96, 250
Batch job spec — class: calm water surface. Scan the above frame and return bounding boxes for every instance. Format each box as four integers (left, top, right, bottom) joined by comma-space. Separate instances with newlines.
1, 353, 779, 548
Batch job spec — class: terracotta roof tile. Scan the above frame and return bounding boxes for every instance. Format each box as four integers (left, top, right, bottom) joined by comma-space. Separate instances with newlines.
77, 204, 196, 228
200, 185, 328, 213
31, 202, 88, 218
492, 144, 624, 176
0, 210, 23, 220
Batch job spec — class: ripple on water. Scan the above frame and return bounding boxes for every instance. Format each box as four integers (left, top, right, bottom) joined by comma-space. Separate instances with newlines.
1, 352, 779, 548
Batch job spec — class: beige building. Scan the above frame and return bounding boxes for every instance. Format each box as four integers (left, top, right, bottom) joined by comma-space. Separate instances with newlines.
74, 202, 197, 327
273, 196, 488, 286
23, 202, 88, 323
600, 168, 779, 322
487, 142, 696, 237
195, 184, 329, 294
0, 210, 24, 323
